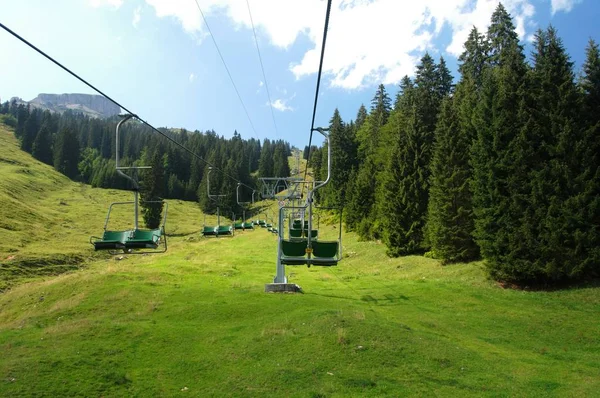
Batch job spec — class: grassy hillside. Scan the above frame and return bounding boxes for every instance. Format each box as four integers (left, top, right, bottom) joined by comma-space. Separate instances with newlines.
0, 123, 219, 290
1, 124, 599, 396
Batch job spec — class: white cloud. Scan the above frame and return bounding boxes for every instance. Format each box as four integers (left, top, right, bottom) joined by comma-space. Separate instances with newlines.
88, 0, 123, 8
140, 0, 581, 90
189, 73, 197, 83
144, 0, 209, 34
258, 81, 264, 87
550, 0, 582, 15
268, 93, 296, 112
132, 6, 142, 28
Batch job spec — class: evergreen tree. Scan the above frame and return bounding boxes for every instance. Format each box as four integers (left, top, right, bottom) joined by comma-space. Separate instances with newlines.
487, 3, 522, 66
21, 111, 39, 153
322, 109, 356, 206
511, 27, 593, 282
140, 149, 165, 229
424, 26, 488, 264
581, 39, 600, 119
32, 124, 53, 165
381, 53, 448, 255
355, 104, 368, 129
459, 27, 489, 85
273, 143, 290, 178
437, 57, 454, 97
577, 39, 600, 278
370, 84, 392, 127
258, 139, 274, 177
54, 128, 80, 179
471, 4, 530, 281
426, 95, 479, 263
345, 158, 376, 237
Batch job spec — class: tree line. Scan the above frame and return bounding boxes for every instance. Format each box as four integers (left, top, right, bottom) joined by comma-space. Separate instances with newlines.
0, 102, 292, 223
307, 3, 600, 285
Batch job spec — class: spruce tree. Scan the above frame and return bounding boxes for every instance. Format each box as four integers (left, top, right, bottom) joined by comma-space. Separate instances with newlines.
32, 124, 53, 165
381, 53, 448, 256
322, 109, 356, 206
15, 104, 29, 140
258, 139, 273, 177
21, 111, 39, 153
459, 27, 488, 85
272, 143, 290, 178
425, 26, 487, 264
487, 3, 520, 66
355, 104, 368, 129
426, 94, 479, 263
437, 57, 454, 97
471, 4, 530, 281
578, 39, 600, 278
140, 149, 165, 229
54, 128, 80, 179
518, 27, 594, 281
345, 158, 377, 238
370, 84, 392, 127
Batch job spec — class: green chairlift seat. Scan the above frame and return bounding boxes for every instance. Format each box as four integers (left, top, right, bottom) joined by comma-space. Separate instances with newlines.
202, 226, 218, 236
125, 228, 162, 249
243, 222, 254, 229
280, 240, 308, 265
289, 228, 303, 239
292, 220, 309, 229
258, 219, 266, 226
91, 230, 130, 251
216, 225, 233, 236
234, 222, 245, 230
304, 229, 318, 240
311, 241, 339, 266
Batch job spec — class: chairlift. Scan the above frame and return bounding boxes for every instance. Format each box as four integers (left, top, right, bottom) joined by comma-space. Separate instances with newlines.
90, 114, 168, 254
235, 183, 254, 230
202, 167, 234, 237
271, 128, 342, 284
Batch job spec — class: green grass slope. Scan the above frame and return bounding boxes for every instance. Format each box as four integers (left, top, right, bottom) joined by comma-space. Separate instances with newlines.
0, 123, 216, 290
1, 125, 599, 396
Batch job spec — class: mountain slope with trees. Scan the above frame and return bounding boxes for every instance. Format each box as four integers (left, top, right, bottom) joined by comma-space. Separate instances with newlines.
312, 3, 600, 285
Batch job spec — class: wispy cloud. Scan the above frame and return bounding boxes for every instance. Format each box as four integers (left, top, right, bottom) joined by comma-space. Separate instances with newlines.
132, 6, 142, 28
189, 73, 197, 83
550, 0, 582, 14
88, 0, 123, 9
268, 93, 296, 112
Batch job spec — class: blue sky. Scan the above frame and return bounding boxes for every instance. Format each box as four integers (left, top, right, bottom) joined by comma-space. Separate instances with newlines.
1, 0, 598, 148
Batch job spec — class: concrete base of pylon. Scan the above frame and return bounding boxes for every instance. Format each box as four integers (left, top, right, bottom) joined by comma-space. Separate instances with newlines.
264, 283, 302, 293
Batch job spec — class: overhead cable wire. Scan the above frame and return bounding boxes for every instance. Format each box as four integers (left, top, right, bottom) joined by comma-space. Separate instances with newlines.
192, 0, 261, 143
0, 21, 258, 193
303, 0, 333, 186
245, 0, 279, 139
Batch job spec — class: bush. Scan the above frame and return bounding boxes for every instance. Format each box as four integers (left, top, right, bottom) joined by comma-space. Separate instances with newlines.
0, 114, 17, 128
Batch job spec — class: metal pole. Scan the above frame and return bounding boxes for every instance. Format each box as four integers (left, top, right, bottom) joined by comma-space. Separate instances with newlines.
115, 114, 138, 189
134, 190, 139, 229
207, 167, 212, 197
274, 205, 287, 283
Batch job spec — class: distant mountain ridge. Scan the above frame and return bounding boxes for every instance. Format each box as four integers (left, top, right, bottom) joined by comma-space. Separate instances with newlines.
15, 93, 121, 118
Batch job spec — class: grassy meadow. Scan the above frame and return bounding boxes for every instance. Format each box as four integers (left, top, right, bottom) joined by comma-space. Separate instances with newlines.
1, 124, 599, 396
